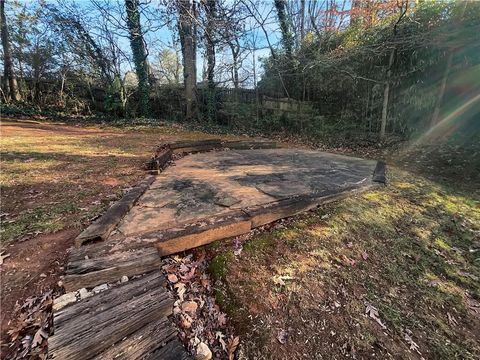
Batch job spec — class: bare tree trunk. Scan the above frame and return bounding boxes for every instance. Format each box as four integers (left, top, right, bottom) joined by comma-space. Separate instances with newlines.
125, 0, 150, 117
380, 48, 395, 141
229, 42, 239, 102
379, 2, 407, 140
229, 42, 240, 90
60, 73, 66, 106
253, 50, 259, 123
1, 0, 20, 101
205, 0, 216, 122
178, 0, 197, 119
299, 0, 305, 43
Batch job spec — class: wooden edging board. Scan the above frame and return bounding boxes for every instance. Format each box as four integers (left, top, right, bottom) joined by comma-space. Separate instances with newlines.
150, 183, 382, 257
74, 175, 155, 247
147, 139, 278, 170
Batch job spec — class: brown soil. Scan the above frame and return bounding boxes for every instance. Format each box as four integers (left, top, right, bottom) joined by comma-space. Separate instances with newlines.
1, 229, 78, 332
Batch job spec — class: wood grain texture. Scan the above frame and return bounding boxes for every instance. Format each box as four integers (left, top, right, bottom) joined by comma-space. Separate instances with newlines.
245, 184, 380, 228
63, 247, 161, 291
373, 161, 387, 183
153, 148, 172, 170
55, 272, 166, 328
91, 318, 179, 360
168, 139, 221, 150
49, 275, 174, 360
141, 211, 252, 256
148, 339, 192, 360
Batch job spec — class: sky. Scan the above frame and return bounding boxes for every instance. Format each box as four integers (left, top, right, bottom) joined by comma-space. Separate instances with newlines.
5, 0, 346, 87
70, 0, 283, 86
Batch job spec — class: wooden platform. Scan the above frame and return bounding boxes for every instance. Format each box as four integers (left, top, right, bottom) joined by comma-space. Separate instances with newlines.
50, 141, 385, 359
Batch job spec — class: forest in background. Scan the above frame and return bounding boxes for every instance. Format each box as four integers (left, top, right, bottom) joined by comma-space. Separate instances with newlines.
1, 0, 479, 144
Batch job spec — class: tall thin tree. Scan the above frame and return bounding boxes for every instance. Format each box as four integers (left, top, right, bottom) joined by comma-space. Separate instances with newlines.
204, 0, 216, 121
177, 0, 197, 119
379, 1, 407, 141
1, 0, 21, 101
125, 0, 150, 117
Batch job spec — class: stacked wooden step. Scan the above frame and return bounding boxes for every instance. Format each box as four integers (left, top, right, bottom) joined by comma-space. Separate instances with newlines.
49, 272, 191, 360
63, 235, 161, 292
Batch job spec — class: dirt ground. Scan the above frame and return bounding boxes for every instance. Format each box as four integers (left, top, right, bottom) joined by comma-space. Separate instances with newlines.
1, 118, 479, 359
0, 119, 240, 351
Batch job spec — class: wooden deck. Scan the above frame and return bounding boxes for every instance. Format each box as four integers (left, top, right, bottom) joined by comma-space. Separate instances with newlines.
49, 141, 385, 359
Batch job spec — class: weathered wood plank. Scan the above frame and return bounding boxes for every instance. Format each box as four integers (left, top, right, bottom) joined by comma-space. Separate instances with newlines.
245, 184, 380, 228
148, 339, 192, 360
55, 272, 166, 328
151, 148, 172, 170
171, 144, 221, 155
63, 247, 161, 291
222, 140, 277, 150
49, 286, 173, 360
74, 176, 155, 247
243, 195, 319, 228
92, 317, 178, 360
373, 161, 387, 183
68, 235, 158, 262
168, 139, 221, 150
143, 211, 252, 256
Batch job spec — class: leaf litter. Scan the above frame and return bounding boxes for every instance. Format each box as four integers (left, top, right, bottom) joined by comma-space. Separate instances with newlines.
5, 290, 53, 359
162, 251, 240, 359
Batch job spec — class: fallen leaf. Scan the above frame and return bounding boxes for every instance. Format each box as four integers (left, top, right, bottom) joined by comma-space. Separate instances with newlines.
227, 336, 240, 360
404, 332, 421, 354
179, 313, 193, 329
0, 252, 10, 265
447, 312, 458, 326
277, 329, 288, 344
167, 274, 178, 283
216, 331, 227, 351
342, 255, 356, 266
273, 275, 294, 286
175, 283, 186, 301
217, 312, 227, 327
364, 301, 386, 329
180, 266, 196, 281
200, 277, 211, 289
182, 301, 198, 314
362, 251, 368, 260
179, 264, 189, 273
32, 328, 48, 348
